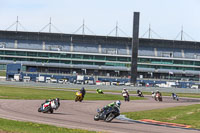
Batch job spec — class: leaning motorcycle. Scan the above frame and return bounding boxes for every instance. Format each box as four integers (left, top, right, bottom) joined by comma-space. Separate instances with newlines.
38, 98, 60, 113
75, 91, 83, 102
94, 106, 120, 122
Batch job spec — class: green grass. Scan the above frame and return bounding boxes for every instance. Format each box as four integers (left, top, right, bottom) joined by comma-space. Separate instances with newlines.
0, 70, 6, 76
122, 104, 200, 129
54, 88, 200, 98
0, 85, 145, 100
0, 118, 98, 133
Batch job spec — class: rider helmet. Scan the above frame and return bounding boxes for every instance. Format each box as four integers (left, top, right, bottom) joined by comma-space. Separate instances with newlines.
56, 98, 60, 102
46, 99, 51, 102
115, 100, 121, 107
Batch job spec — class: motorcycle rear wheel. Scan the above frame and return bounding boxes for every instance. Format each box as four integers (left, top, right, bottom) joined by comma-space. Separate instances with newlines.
158, 97, 162, 101
105, 113, 115, 122
50, 108, 54, 113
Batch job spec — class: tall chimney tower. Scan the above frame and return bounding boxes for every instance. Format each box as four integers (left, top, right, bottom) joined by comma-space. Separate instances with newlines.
130, 12, 140, 85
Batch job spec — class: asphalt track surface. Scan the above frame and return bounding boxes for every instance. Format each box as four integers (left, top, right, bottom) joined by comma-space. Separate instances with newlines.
0, 95, 200, 133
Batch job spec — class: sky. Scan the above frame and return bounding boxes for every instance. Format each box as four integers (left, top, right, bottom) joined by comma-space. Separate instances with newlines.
0, 0, 200, 41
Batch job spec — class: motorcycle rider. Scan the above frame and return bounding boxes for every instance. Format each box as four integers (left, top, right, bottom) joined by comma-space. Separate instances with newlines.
80, 87, 86, 98
156, 90, 162, 96
54, 98, 60, 109
45, 98, 60, 109
101, 100, 121, 112
171, 93, 179, 100
155, 90, 162, 101
122, 88, 129, 101
45, 99, 51, 103
137, 90, 143, 97
122, 88, 129, 95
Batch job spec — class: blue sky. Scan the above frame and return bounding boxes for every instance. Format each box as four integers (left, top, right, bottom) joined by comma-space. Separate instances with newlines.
0, 0, 200, 41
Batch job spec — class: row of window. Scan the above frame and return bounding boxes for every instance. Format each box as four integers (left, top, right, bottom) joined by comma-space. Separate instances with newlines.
138, 64, 200, 71
1, 50, 200, 70
0, 50, 130, 62
138, 58, 200, 66
1, 56, 200, 71
0, 57, 127, 67
1, 50, 200, 66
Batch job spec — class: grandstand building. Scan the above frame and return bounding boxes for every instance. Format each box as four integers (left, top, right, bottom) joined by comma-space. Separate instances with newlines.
1, 30, 200, 81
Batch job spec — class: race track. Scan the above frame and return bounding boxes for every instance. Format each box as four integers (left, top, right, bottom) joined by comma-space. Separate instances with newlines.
0, 96, 200, 133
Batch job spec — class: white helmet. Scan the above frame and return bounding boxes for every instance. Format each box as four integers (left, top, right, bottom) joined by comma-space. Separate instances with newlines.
116, 100, 121, 107
123, 88, 126, 90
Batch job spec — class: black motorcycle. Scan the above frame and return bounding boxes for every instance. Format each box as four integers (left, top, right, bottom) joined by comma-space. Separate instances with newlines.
94, 106, 120, 122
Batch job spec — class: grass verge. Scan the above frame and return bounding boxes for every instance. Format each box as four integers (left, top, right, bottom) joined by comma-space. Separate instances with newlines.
122, 104, 200, 129
51, 87, 200, 98
0, 70, 6, 76
0, 85, 145, 100
0, 118, 98, 133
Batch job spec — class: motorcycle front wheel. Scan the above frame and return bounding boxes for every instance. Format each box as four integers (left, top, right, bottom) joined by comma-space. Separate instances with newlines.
75, 96, 79, 102
38, 107, 42, 112
43, 106, 51, 113
94, 115, 100, 121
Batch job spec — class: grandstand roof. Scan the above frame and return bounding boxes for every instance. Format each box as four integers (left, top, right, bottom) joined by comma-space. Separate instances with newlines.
0, 30, 200, 49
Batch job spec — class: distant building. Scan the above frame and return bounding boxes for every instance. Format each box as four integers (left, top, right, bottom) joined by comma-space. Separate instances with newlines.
0, 30, 200, 81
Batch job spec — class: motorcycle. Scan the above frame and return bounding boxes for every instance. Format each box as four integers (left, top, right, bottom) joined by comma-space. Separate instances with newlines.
122, 92, 129, 102
94, 106, 120, 122
155, 93, 162, 101
38, 98, 60, 113
75, 91, 83, 102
